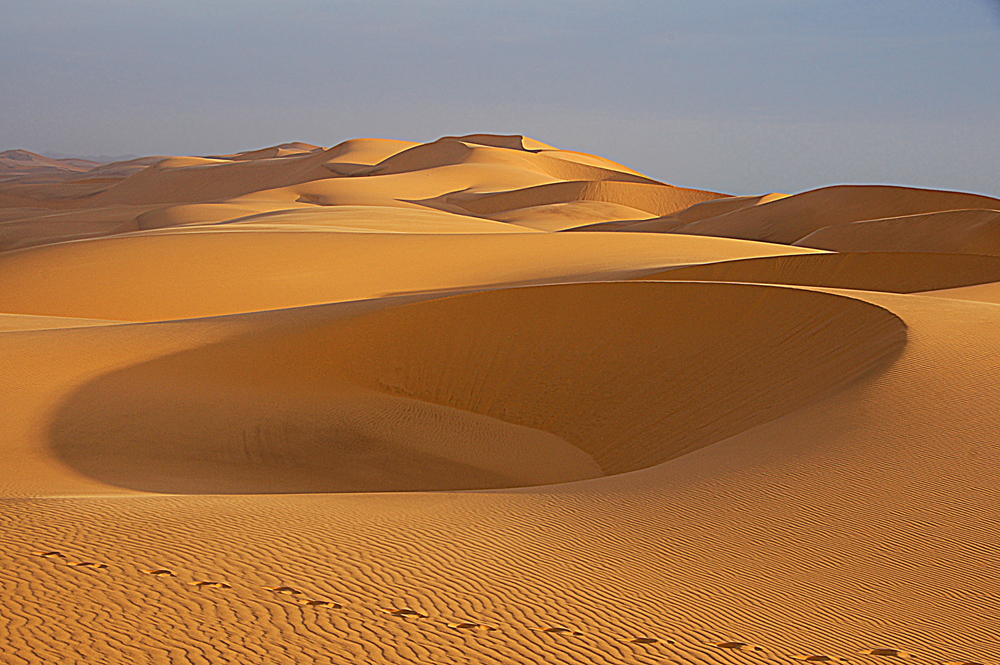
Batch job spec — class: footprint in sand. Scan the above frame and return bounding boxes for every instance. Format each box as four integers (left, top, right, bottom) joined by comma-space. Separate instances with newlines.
189, 581, 232, 589
263, 586, 302, 595
794, 655, 848, 662
144, 569, 176, 577
531, 626, 585, 636
382, 608, 427, 618
67, 561, 108, 570
33, 551, 65, 559
713, 642, 766, 653
298, 599, 342, 608
628, 637, 672, 645
445, 621, 499, 632
860, 650, 912, 658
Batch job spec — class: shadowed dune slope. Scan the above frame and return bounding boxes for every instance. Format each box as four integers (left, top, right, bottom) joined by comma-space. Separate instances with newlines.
0, 232, 818, 321
48, 281, 905, 492
672, 185, 1000, 245
566, 216, 690, 233
85, 149, 340, 207
439, 180, 727, 218
794, 208, 1000, 254
489, 201, 655, 231
0, 205, 158, 252
0, 149, 98, 180
189, 205, 540, 234
441, 133, 557, 152
564, 193, 790, 233
638, 252, 1000, 294
359, 138, 662, 185
323, 282, 905, 476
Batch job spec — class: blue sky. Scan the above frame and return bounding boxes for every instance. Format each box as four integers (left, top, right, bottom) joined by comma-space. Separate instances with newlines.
2, 0, 998, 195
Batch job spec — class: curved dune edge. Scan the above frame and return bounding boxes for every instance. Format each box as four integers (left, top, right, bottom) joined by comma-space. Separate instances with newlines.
49, 281, 906, 493
0, 232, 820, 322
435, 180, 726, 218
563, 192, 791, 233
671, 185, 1000, 245
636, 252, 1000, 294
794, 208, 1000, 255
0, 313, 119, 332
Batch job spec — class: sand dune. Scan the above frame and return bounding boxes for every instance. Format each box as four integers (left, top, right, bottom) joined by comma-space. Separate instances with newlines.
47, 281, 903, 493
437, 179, 726, 217
794, 208, 1000, 255
491, 200, 656, 231
639, 252, 1000, 293
671, 185, 1000, 245
0, 149, 98, 180
0, 231, 815, 321
566, 192, 789, 233
2, 135, 998, 665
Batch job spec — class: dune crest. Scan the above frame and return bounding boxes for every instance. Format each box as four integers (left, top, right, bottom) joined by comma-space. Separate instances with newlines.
47, 281, 904, 493
638, 252, 1000, 294
671, 185, 1000, 245
794, 208, 1000, 255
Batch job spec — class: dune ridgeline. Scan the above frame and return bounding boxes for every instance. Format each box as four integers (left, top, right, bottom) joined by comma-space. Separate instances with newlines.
1, 135, 998, 665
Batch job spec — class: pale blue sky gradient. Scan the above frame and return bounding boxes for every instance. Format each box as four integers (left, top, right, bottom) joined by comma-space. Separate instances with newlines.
2, 1, 998, 195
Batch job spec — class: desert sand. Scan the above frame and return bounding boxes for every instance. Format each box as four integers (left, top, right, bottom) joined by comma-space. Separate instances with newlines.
1, 134, 998, 664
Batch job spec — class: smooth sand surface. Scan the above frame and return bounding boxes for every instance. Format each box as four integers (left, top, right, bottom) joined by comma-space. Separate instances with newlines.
2, 134, 998, 664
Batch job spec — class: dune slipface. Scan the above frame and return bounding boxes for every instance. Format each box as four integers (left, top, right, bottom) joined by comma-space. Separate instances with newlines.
1, 134, 999, 665
47, 281, 905, 493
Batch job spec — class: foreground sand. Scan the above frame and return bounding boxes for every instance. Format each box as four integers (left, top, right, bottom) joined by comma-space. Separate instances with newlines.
2, 135, 999, 664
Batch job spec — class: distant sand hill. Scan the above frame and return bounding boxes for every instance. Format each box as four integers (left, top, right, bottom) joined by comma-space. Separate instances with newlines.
2, 134, 998, 665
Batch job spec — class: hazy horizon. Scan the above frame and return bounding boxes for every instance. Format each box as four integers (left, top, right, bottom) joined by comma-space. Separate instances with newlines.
3, 0, 998, 196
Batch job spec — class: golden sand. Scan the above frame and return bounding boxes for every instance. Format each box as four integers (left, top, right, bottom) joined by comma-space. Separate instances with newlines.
2, 135, 998, 664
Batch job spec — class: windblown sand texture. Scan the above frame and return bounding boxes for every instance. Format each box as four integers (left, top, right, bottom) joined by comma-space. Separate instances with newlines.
2, 134, 999, 664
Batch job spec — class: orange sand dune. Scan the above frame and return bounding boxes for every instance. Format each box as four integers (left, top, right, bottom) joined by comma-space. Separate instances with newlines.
490, 200, 656, 231
0, 149, 98, 181
0, 204, 159, 251
566, 192, 789, 233
435, 179, 726, 217
0, 231, 815, 321
211, 142, 323, 161
638, 252, 1000, 293
1, 135, 999, 665
44, 282, 902, 493
672, 185, 1000, 245
794, 208, 1000, 254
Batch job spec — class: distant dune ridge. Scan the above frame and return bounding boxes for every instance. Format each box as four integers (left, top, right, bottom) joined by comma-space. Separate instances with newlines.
2, 134, 999, 664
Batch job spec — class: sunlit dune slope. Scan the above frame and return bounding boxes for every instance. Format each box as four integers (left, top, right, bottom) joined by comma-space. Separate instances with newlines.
672, 185, 1000, 244
794, 208, 1000, 254
638, 252, 1000, 293
0, 232, 817, 321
